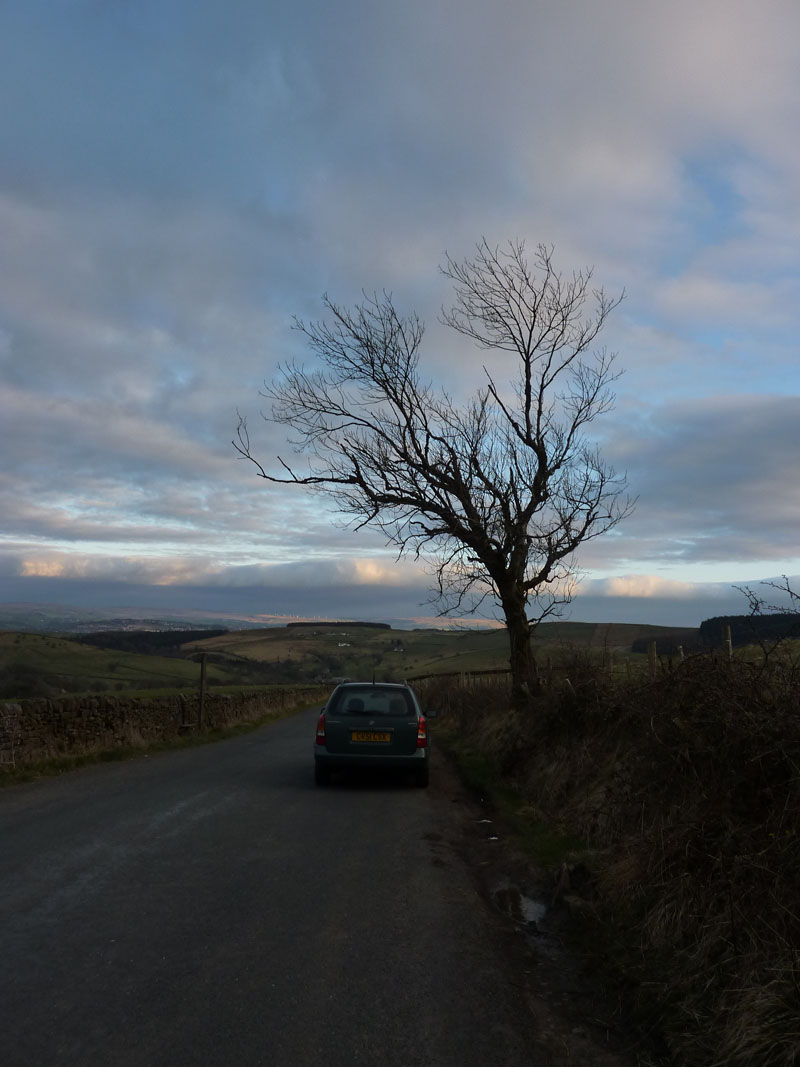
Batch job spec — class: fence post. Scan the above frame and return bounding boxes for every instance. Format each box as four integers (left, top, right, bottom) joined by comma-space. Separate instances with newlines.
198, 654, 207, 728
724, 624, 733, 660
648, 641, 657, 679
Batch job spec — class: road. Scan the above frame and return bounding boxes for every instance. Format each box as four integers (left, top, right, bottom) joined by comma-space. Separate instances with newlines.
1, 706, 548, 1067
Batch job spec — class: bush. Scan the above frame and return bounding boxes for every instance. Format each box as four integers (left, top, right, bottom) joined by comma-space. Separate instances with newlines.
422, 647, 800, 1066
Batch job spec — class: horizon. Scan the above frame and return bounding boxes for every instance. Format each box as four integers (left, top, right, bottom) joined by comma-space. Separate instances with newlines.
1, 573, 791, 633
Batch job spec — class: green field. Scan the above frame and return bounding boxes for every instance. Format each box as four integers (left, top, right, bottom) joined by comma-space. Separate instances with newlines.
184, 619, 699, 680
0, 620, 701, 700
184, 624, 509, 681
0, 631, 238, 699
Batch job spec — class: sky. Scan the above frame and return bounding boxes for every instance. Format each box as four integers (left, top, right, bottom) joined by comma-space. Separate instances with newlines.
1, 0, 799, 629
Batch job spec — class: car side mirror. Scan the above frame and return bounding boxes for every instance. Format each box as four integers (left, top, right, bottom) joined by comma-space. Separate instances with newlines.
424, 708, 438, 719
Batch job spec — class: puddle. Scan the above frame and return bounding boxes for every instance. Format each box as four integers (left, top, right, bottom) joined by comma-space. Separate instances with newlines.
492, 880, 547, 924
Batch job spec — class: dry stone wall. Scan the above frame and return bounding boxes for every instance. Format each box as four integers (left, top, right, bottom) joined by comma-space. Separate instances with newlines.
0, 685, 329, 768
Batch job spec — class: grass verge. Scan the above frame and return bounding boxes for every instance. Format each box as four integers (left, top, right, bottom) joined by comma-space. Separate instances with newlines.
422, 649, 800, 1067
433, 716, 586, 869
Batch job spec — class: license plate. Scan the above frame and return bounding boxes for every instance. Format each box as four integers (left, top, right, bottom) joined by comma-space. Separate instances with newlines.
351, 731, 390, 742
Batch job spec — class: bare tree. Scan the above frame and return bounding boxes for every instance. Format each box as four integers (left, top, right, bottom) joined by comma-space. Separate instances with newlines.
235, 240, 633, 710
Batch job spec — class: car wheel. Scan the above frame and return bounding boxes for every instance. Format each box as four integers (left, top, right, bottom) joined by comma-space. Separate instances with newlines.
415, 766, 429, 788
314, 763, 331, 786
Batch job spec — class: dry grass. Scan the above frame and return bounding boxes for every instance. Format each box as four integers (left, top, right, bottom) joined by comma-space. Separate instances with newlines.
420, 646, 800, 1066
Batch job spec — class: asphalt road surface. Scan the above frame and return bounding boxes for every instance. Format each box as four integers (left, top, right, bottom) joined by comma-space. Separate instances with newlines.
1, 706, 549, 1067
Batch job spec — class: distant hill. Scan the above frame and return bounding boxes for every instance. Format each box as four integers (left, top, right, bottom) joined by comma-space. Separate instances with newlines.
0, 617, 714, 700
183, 619, 704, 684
75, 629, 230, 655
287, 620, 391, 630
534, 620, 699, 651
0, 602, 262, 634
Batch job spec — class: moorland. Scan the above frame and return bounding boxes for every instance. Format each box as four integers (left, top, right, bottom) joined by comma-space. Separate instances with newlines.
0, 619, 699, 700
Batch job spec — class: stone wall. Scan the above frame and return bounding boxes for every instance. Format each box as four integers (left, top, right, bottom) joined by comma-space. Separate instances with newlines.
0, 685, 329, 768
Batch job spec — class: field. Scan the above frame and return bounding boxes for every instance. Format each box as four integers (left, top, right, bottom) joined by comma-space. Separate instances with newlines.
0, 631, 239, 699
183, 624, 508, 680
183, 620, 699, 679
0, 620, 700, 700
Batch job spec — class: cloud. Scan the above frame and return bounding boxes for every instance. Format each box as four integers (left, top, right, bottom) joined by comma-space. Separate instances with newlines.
588, 575, 703, 599
589, 394, 800, 569
2, 0, 800, 626
1, 547, 426, 591
200, 557, 424, 589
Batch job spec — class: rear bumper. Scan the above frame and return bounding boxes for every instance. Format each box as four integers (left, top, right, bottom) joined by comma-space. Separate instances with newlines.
314, 748, 429, 771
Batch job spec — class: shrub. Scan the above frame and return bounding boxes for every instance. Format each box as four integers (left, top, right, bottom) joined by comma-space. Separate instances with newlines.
423, 646, 800, 1065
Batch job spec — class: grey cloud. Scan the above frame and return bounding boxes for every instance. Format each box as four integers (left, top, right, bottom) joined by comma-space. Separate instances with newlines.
0, 571, 772, 630
2, 0, 800, 624
562, 592, 747, 628
603, 395, 800, 564
0, 573, 435, 625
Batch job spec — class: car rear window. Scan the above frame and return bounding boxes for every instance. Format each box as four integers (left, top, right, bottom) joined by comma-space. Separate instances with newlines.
331, 687, 413, 716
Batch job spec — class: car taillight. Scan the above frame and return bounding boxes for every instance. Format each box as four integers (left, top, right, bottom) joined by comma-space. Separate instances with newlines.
416, 715, 428, 748
315, 713, 326, 745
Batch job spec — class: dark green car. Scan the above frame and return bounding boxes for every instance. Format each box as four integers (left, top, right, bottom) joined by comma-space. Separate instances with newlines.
313, 681, 433, 787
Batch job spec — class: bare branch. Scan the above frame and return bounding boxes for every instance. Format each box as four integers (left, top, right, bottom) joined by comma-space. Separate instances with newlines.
236, 242, 632, 710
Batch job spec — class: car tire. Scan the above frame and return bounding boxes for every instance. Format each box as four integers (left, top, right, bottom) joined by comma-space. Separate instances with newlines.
314, 763, 331, 786
415, 766, 430, 788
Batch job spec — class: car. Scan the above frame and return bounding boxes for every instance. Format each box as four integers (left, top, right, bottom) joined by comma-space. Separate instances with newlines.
313, 681, 435, 787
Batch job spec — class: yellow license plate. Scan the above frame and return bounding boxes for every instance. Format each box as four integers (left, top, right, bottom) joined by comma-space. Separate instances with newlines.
351, 731, 390, 742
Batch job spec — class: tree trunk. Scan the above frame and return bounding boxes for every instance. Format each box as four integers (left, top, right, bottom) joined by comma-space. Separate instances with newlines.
501, 592, 537, 712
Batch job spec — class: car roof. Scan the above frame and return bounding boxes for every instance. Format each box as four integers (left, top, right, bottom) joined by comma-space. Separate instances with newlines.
337, 681, 410, 689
